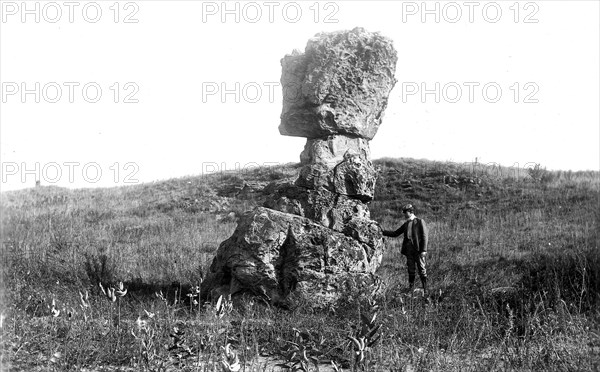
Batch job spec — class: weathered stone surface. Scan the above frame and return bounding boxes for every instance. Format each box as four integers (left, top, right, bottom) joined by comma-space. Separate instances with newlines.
202, 207, 382, 307
342, 217, 384, 259
263, 183, 383, 261
295, 136, 376, 201
263, 182, 370, 230
332, 153, 377, 201
296, 152, 377, 201
279, 27, 398, 140
300, 135, 370, 168
295, 163, 332, 191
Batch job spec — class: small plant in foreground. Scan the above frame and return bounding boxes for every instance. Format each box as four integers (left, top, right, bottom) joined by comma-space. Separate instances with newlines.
349, 299, 381, 369
186, 285, 201, 313
99, 283, 116, 303
276, 328, 325, 372
220, 343, 241, 372
115, 281, 128, 297
214, 295, 233, 319
131, 310, 162, 371
99, 281, 128, 328
168, 325, 196, 368
78, 291, 91, 321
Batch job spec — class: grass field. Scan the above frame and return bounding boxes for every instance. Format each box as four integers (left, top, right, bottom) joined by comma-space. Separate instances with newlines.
1, 158, 599, 371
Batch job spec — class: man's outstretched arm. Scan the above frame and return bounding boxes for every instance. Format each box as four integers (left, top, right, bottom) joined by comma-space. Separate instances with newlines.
382, 223, 405, 238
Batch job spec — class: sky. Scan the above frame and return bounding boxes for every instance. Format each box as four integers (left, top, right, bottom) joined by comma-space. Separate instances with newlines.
1, 0, 599, 191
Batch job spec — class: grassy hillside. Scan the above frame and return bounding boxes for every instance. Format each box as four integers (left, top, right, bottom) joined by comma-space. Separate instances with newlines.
1, 158, 599, 371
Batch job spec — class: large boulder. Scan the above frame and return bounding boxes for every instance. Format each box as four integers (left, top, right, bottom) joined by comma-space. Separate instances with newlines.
202, 207, 383, 307
262, 183, 383, 254
263, 182, 370, 230
279, 27, 398, 140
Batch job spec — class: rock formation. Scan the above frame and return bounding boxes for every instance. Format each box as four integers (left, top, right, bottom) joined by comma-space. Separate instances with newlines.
203, 27, 398, 308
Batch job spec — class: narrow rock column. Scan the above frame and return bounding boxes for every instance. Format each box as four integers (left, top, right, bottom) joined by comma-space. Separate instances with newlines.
271, 27, 398, 255
280, 27, 397, 202
203, 27, 398, 307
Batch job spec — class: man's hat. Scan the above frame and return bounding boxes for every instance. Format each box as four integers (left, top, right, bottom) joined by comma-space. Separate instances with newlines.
402, 204, 414, 212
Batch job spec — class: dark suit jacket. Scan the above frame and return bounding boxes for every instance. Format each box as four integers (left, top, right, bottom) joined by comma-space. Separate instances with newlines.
382, 218, 428, 256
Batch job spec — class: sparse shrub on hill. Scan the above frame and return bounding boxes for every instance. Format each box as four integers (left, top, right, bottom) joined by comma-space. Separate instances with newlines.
526, 163, 555, 184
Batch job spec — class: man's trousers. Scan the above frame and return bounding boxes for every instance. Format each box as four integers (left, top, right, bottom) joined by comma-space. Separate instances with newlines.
406, 253, 427, 281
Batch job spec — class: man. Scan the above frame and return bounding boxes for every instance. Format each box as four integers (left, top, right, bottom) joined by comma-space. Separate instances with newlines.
382, 204, 429, 295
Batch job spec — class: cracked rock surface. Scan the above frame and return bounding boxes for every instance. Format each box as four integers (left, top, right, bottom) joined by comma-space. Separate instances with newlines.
279, 27, 398, 140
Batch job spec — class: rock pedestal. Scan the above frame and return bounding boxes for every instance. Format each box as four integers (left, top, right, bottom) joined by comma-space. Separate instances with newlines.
203, 27, 398, 308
